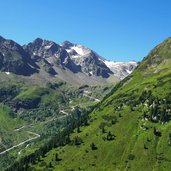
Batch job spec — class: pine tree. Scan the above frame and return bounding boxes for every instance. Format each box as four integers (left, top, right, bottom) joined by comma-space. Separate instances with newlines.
49, 162, 52, 168
77, 126, 81, 133
102, 127, 106, 133
91, 142, 97, 150
107, 131, 114, 141
55, 153, 59, 161
65, 134, 71, 144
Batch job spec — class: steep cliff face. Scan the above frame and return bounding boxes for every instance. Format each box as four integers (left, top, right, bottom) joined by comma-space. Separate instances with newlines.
0, 36, 38, 75
61, 41, 138, 79
23, 38, 80, 73
0, 35, 137, 85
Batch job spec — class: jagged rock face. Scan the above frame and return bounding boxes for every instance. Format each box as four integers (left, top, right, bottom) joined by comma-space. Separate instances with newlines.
24, 38, 61, 57
0, 35, 138, 85
103, 61, 138, 79
75, 52, 113, 78
24, 39, 81, 73
0, 36, 38, 76
54, 48, 81, 73
61, 42, 113, 78
40, 59, 57, 75
0, 52, 4, 69
61, 41, 137, 79
61, 41, 74, 49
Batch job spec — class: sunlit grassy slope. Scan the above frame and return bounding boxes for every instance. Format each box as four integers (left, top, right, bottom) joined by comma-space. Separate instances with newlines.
0, 73, 114, 170
31, 38, 171, 171
0, 104, 28, 151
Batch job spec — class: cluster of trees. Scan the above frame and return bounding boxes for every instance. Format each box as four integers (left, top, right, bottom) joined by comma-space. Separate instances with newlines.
135, 90, 171, 123
101, 126, 115, 141
0, 85, 19, 102
73, 136, 83, 145
47, 153, 61, 169
5, 109, 90, 171
168, 133, 171, 146
144, 97, 170, 123
5, 130, 70, 170
106, 131, 115, 141
90, 142, 97, 150
153, 127, 161, 137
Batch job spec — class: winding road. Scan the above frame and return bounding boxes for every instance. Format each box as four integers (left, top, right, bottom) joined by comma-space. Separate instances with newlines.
0, 131, 40, 155
0, 96, 100, 155
83, 93, 100, 102
0, 111, 69, 155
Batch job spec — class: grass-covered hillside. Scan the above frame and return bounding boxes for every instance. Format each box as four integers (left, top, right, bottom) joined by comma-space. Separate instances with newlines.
25, 38, 171, 171
0, 73, 113, 170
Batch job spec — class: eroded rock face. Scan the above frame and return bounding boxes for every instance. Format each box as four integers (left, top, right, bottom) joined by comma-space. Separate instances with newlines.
23, 38, 61, 57
0, 36, 38, 76
24, 39, 81, 73
0, 35, 138, 84
61, 41, 113, 78
61, 41, 137, 79
75, 52, 113, 78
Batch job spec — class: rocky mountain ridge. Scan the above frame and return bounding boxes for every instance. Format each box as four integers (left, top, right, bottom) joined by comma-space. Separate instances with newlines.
60, 40, 138, 79
0, 36, 138, 85
26, 37, 171, 171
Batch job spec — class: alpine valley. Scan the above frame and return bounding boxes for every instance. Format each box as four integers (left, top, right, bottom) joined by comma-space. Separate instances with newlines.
0, 35, 137, 170
0, 36, 171, 171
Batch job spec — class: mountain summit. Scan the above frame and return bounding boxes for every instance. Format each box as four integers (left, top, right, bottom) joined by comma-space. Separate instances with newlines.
61, 41, 114, 78
0, 36, 38, 75
60, 41, 138, 80
25, 37, 171, 171
0, 36, 138, 85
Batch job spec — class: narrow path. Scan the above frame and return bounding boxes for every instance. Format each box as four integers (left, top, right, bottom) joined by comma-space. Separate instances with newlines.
60, 110, 69, 115
14, 111, 69, 132
14, 124, 33, 132
1, 111, 69, 155
18, 144, 29, 155
0, 131, 40, 155
83, 93, 100, 102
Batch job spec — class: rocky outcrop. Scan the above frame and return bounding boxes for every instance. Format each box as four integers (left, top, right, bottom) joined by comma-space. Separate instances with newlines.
0, 36, 38, 76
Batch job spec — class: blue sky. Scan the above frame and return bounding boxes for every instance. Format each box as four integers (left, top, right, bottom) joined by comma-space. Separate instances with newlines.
0, 0, 170, 61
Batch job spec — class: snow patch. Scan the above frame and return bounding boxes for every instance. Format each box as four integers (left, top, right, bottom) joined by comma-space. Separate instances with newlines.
44, 45, 52, 49
71, 45, 85, 56
104, 60, 138, 79
126, 69, 132, 74
5, 72, 10, 75
89, 71, 93, 75
66, 49, 71, 53
69, 44, 91, 57
62, 41, 138, 80
71, 55, 81, 59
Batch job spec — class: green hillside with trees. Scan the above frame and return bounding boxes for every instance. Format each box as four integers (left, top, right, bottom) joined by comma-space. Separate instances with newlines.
12, 38, 171, 171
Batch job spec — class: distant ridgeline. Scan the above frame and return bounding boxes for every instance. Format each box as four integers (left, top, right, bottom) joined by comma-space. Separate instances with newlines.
5, 38, 171, 170
0, 35, 137, 85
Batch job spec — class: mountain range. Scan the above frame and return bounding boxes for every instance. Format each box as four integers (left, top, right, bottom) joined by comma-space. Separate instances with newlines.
0, 36, 137, 85
1, 35, 171, 171
9, 37, 170, 171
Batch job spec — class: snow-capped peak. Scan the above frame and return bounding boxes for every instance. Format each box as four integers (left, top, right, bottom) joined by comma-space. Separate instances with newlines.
103, 60, 138, 79
61, 41, 92, 59
61, 40, 138, 80
71, 45, 88, 56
